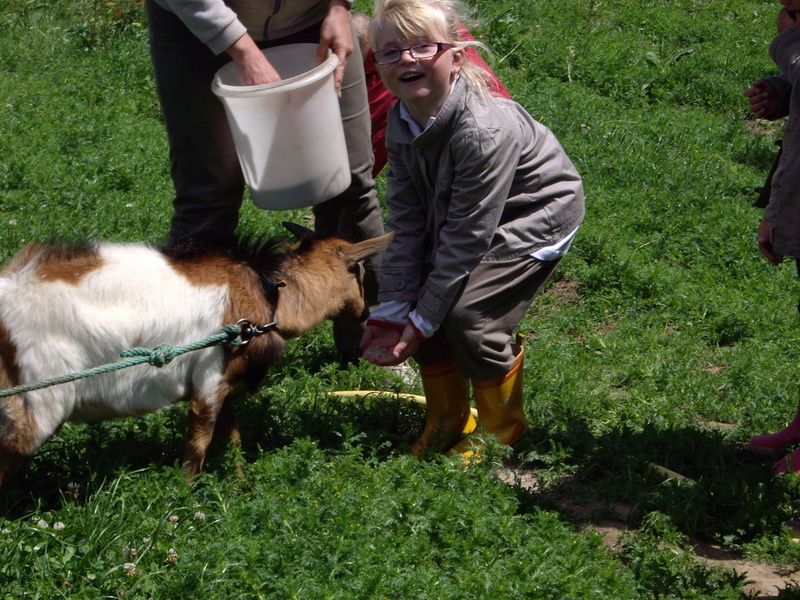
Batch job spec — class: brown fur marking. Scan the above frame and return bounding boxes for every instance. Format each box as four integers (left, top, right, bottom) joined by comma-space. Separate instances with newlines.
0, 319, 35, 458
167, 255, 239, 287
0, 396, 37, 455
170, 255, 285, 473
34, 244, 103, 284
223, 262, 285, 389
0, 319, 35, 485
213, 397, 241, 448
0, 321, 19, 389
170, 255, 286, 391
275, 241, 365, 337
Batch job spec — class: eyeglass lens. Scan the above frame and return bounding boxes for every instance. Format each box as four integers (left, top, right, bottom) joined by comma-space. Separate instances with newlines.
375, 43, 444, 64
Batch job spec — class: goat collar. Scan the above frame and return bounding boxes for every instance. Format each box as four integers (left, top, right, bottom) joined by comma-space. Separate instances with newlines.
237, 276, 285, 343
236, 318, 279, 344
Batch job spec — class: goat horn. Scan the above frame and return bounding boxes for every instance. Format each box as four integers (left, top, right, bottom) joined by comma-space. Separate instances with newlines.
344, 231, 396, 264
282, 222, 314, 240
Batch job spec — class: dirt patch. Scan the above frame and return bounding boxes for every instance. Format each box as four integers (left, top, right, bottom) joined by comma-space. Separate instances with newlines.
693, 540, 800, 599
545, 279, 581, 305
743, 119, 784, 138
696, 420, 737, 431
496, 464, 800, 599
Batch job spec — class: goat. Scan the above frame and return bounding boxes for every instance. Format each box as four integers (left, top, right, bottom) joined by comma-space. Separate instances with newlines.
0, 223, 394, 485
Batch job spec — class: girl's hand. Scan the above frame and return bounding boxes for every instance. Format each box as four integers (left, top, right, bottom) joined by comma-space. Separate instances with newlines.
360, 323, 402, 365
360, 323, 422, 366
757, 218, 784, 265
226, 34, 281, 86
386, 324, 422, 365
318, 0, 353, 95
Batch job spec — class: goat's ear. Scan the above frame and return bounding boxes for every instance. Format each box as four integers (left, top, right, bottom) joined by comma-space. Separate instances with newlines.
343, 231, 396, 265
282, 222, 314, 241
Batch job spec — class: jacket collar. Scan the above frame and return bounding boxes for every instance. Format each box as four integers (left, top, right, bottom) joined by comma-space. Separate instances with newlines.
389, 76, 467, 149
413, 75, 466, 149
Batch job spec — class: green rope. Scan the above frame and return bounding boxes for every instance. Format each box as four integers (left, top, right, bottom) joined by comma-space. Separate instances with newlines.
0, 324, 245, 400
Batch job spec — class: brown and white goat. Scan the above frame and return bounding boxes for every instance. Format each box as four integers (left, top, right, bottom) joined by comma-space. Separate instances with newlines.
0, 223, 394, 485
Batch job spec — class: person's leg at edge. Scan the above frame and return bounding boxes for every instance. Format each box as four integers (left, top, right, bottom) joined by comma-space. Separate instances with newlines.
257, 18, 382, 365
147, 0, 244, 249
749, 407, 800, 457
753, 258, 800, 471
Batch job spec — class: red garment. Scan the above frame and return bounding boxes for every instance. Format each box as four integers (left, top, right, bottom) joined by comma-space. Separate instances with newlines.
460, 26, 511, 101
366, 26, 510, 177
364, 49, 397, 178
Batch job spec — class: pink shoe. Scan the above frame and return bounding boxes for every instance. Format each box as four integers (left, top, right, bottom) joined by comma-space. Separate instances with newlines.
773, 448, 800, 474
748, 423, 800, 457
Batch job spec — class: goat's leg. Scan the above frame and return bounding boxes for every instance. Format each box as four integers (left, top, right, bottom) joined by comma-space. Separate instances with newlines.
0, 395, 41, 487
0, 450, 25, 488
182, 396, 221, 477
213, 397, 244, 476
213, 397, 241, 448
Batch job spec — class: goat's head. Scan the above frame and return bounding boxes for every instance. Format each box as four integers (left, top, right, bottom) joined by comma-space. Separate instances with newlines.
273, 223, 395, 338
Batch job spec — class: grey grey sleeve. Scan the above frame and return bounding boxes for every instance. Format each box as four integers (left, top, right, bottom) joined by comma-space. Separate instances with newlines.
152, 0, 247, 55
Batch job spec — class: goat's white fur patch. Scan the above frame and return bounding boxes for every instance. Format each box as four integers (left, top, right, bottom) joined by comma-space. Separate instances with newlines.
0, 243, 229, 449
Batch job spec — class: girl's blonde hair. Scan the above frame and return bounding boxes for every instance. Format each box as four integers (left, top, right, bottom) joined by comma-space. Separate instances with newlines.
368, 0, 493, 97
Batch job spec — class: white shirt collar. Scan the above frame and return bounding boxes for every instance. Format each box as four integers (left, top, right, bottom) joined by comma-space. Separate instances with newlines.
398, 77, 459, 139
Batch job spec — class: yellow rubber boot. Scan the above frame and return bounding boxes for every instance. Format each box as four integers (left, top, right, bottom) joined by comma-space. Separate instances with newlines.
451, 347, 528, 460
410, 361, 477, 458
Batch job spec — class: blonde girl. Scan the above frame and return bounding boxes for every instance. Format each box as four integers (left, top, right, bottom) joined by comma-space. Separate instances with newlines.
361, 0, 585, 457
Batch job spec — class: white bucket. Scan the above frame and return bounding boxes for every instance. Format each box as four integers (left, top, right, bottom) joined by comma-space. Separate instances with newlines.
211, 43, 351, 210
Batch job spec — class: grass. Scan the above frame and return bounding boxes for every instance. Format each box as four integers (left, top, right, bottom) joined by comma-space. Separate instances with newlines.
0, 0, 799, 596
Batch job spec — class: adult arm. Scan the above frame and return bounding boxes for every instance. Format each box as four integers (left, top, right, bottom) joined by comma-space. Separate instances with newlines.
225, 34, 281, 85
156, 0, 280, 84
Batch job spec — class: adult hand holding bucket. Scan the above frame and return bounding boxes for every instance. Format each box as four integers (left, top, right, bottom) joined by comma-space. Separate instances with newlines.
318, 0, 354, 96
225, 34, 282, 87
212, 44, 352, 211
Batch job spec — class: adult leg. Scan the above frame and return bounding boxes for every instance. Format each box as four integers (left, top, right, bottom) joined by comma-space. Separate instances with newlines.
147, 0, 244, 248
312, 24, 383, 364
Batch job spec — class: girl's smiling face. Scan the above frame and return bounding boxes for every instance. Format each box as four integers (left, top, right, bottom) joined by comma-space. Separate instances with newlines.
374, 19, 464, 126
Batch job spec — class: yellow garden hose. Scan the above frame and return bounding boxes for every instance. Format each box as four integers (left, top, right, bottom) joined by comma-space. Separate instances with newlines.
329, 390, 478, 418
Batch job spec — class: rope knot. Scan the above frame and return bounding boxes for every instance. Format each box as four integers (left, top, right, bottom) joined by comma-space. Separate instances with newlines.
223, 324, 245, 346
121, 344, 179, 367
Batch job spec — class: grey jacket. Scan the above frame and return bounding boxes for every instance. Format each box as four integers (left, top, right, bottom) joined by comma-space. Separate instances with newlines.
766, 28, 800, 257
150, 0, 352, 55
379, 77, 585, 327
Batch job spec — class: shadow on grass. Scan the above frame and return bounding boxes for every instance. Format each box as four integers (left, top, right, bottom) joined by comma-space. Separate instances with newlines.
513, 419, 800, 546
6, 376, 799, 551
0, 375, 422, 517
